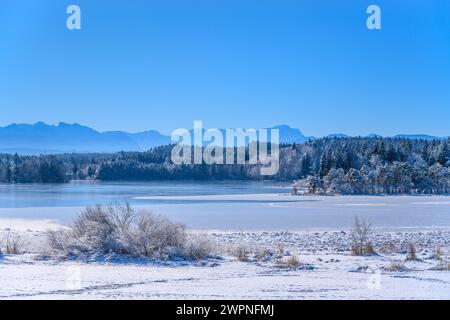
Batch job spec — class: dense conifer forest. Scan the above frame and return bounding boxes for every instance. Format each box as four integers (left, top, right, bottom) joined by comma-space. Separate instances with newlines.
0, 137, 449, 194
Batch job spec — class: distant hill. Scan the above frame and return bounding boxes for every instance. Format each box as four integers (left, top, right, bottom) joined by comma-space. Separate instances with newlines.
271, 125, 314, 144
0, 122, 313, 154
0, 122, 447, 154
0, 122, 170, 154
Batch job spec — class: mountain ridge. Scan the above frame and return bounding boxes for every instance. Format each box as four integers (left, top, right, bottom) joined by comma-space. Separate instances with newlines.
0, 122, 447, 155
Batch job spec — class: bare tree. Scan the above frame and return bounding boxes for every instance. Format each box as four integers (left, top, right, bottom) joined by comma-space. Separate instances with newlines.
350, 216, 374, 256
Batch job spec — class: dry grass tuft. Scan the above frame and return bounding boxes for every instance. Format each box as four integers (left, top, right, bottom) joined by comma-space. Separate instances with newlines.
274, 254, 302, 270
384, 259, 407, 272
406, 241, 417, 261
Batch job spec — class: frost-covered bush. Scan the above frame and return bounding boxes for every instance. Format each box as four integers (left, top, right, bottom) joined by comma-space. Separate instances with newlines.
231, 243, 249, 262
183, 234, 214, 260
132, 213, 186, 258
46, 203, 212, 260
46, 229, 78, 255
1, 231, 23, 254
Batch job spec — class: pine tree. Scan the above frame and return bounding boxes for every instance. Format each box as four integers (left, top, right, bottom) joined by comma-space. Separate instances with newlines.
437, 142, 448, 166
301, 153, 312, 177
6, 165, 12, 183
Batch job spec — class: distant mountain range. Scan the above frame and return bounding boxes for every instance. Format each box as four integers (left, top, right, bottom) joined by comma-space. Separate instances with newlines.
0, 122, 447, 155
0, 122, 171, 154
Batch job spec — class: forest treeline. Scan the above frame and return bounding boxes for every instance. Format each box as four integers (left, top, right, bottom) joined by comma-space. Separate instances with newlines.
0, 137, 449, 194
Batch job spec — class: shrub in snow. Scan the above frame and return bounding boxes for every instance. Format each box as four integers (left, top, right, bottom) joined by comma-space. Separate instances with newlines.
285, 254, 302, 269
430, 246, 443, 261
406, 241, 417, 261
183, 234, 214, 260
45, 203, 212, 260
131, 212, 186, 258
384, 260, 407, 272
350, 217, 375, 256
379, 241, 397, 255
231, 244, 249, 262
1, 231, 23, 254
364, 241, 375, 255
46, 229, 77, 255
276, 242, 284, 256
274, 253, 304, 270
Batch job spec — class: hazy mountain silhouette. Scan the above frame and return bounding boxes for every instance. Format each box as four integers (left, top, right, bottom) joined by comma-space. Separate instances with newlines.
0, 122, 446, 154
0, 122, 169, 154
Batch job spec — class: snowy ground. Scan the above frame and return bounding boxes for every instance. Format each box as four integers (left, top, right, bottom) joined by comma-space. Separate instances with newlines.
0, 221, 449, 300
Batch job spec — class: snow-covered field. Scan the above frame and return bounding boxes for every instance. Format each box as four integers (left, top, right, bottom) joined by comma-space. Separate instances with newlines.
0, 220, 449, 300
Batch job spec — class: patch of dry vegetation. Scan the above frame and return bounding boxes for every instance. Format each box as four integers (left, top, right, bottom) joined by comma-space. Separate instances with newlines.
1, 231, 23, 254
406, 241, 417, 261
230, 243, 249, 262
274, 253, 303, 270
430, 246, 443, 260
45, 203, 213, 261
384, 259, 407, 272
350, 217, 376, 256
379, 241, 397, 255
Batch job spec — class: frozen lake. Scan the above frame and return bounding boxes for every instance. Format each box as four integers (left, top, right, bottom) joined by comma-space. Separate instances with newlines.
0, 181, 449, 231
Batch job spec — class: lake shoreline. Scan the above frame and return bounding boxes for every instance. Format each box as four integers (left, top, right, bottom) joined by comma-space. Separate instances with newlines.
1, 187, 450, 230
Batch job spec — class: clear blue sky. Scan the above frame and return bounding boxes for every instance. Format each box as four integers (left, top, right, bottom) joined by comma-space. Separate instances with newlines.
1, 0, 449, 136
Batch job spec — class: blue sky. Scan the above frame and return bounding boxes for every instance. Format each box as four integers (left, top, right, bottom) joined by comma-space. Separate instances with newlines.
0, 0, 449, 136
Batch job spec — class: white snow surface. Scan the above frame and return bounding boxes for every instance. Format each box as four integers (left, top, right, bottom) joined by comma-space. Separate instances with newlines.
0, 222, 449, 300
0, 218, 61, 231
